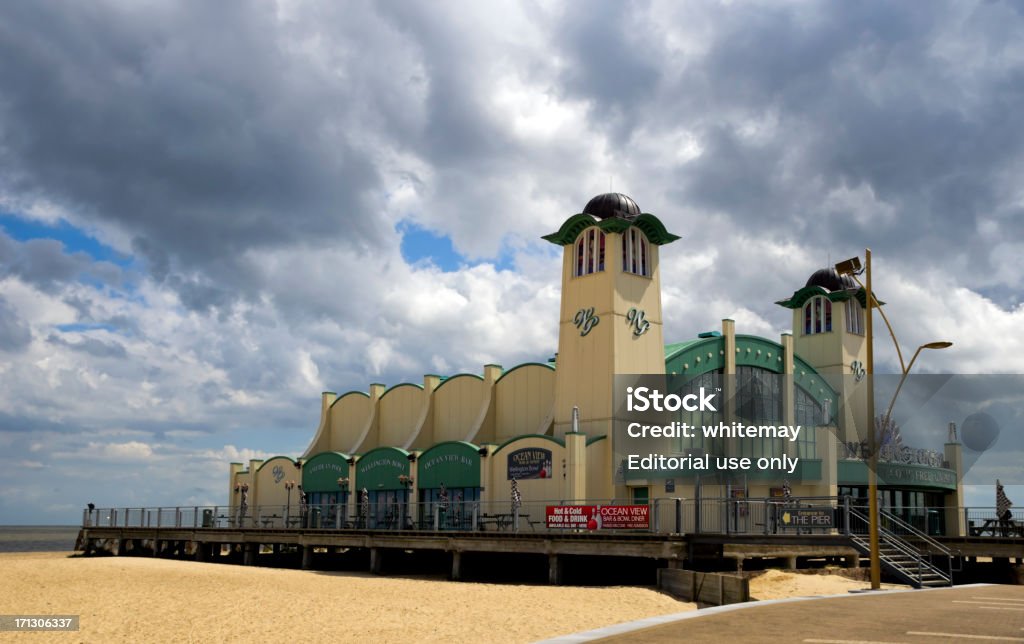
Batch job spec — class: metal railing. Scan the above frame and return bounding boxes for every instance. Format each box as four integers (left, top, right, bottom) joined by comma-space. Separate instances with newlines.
847, 506, 952, 587
79, 501, 1017, 540
81, 499, 682, 535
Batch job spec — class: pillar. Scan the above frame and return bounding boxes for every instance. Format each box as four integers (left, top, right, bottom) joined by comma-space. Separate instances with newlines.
194, 542, 207, 562
845, 554, 860, 568
944, 440, 966, 536
302, 545, 313, 570
370, 548, 383, 574
565, 432, 587, 503
548, 554, 562, 585
243, 543, 256, 566
451, 551, 462, 581
786, 555, 798, 570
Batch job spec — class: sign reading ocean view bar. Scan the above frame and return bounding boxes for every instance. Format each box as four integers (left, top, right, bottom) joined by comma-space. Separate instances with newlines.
545, 505, 650, 530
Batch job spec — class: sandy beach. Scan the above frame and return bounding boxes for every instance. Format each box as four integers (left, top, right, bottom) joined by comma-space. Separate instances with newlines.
0, 552, 901, 643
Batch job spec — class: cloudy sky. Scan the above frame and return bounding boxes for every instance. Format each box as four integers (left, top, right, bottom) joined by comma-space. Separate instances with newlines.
1, 1, 1022, 524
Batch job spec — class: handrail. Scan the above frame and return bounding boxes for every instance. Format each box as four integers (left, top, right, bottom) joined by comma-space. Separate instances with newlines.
848, 506, 951, 586
879, 509, 954, 557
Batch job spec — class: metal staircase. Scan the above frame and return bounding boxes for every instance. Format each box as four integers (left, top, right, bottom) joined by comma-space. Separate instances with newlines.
846, 506, 954, 588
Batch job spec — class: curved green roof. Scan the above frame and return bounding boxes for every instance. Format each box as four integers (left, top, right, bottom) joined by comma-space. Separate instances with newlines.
329, 390, 370, 409
542, 213, 680, 246
492, 434, 565, 455
380, 382, 424, 400
433, 373, 484, 393
494, 361, 555, 384
662, 335, 837, 416
776, 285, 879, 310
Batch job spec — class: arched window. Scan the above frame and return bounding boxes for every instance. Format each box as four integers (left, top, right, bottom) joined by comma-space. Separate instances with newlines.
803, 296, 832, 335
574, 228, 605, 277
622, 228, 650, 277
845, 299, 864, 335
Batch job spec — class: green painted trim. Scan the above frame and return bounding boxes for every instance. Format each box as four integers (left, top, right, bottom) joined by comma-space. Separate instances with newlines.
493, 361, 556, 384
492, 434, 565, 455
380, 382, 424, 400
301, 451, 352, 492
793, 356, 838, 414
585, 435, 608, 446
735, 335, 785, 373
358, 445, 412, 460
433, 373, 485, 393
255, 455, 299, 472
837, 460, 958, 490
329, 390, 371, 409
354, 446, 411, 490
542, 213, 680, 246
775, 286, 882, 310
419, 440, 480, 455
631, 213, 681, 245
664, 337, 725, 375
662, 334, 837, 415
417, 441, 482, 489
664, 339, 704, 361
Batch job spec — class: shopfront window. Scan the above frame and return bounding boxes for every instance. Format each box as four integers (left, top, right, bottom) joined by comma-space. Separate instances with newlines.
419, 487, 480, 530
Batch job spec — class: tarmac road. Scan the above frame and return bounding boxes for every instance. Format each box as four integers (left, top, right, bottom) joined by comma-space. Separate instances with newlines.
543, 584, 1024, 644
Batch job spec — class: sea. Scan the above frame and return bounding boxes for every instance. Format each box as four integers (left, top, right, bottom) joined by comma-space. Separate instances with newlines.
0, 526, 81, 553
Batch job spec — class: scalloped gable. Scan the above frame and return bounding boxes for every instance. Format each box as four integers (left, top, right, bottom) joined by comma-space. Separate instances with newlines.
542, 212, 680, 246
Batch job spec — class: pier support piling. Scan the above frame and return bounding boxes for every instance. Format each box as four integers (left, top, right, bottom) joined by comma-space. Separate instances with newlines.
370, 548, 383, 575
302, 545, 313, 570
451, 551, 462, 581
548, 554, 562, 585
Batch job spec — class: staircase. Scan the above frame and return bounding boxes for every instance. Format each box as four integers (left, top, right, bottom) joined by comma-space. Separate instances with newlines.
847, 506, 954, 588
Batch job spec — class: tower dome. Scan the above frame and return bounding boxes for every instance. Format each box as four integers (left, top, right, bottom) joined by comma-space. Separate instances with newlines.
805, 267, 858, 292
582, 193, 641, 220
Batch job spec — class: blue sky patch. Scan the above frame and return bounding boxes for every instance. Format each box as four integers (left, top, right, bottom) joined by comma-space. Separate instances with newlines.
0, 212, 132, 267
398, 220, 514, 272
55, 322, 118, 333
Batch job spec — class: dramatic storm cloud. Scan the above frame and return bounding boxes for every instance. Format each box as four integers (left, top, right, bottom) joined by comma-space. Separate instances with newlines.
0, 0, 1022, 522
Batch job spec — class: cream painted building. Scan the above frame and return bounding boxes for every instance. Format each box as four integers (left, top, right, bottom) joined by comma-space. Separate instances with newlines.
229, 193, 963, 535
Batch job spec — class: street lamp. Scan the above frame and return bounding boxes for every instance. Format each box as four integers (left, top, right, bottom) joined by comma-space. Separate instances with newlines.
882, 341, 953, 427
285, 480, 296, 523
836, 251, 952, 590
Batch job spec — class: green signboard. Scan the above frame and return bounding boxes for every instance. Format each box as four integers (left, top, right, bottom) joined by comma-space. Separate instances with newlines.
302, 452, 349, 492
356, 446, 410, 490
837, 460, 957, 490
418, 442, 480, 489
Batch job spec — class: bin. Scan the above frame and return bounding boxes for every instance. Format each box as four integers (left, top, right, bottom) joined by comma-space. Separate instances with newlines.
310, 508, 322, 529
202, 509, 214, 528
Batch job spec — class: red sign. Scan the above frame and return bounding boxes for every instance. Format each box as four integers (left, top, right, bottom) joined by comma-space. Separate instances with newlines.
545, 505, 650, 530
598, 504, 650, 529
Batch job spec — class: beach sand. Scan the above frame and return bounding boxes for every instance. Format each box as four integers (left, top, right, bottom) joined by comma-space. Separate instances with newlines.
0, 553, 904, 643
749, 568, 904, 600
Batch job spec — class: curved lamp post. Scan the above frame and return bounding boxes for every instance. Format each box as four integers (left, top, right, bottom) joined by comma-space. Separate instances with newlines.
836, 250, 952, 590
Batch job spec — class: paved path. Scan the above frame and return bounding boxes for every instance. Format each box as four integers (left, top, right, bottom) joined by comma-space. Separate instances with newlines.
541, 584, 1024, 643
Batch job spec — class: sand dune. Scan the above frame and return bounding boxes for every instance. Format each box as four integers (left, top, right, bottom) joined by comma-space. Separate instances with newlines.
0, 552, 904, 643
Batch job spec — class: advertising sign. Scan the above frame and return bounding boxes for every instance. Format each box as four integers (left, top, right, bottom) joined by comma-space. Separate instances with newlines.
545, 505, 650, 530
779, 507, 833, 528
508, 448, 553, 480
